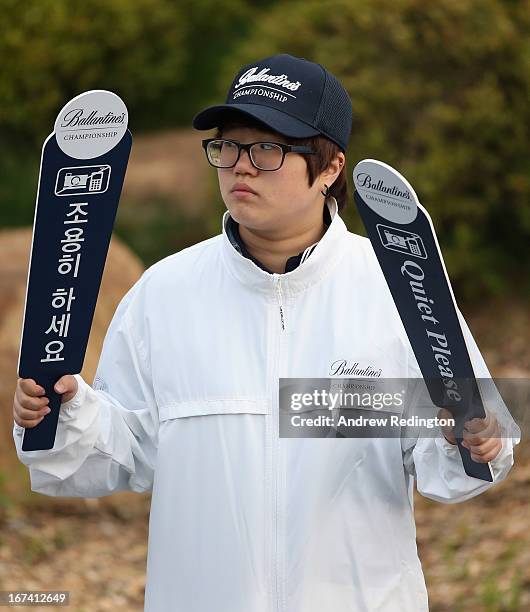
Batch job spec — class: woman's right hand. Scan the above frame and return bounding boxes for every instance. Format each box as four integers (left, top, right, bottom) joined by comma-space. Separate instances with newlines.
13, 375, 78, 428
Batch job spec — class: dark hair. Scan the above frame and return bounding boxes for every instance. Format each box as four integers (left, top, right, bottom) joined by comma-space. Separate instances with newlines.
214, 112, 349, 211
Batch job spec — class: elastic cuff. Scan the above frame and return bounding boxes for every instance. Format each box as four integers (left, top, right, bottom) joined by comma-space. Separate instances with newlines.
58, 374, 89, 420
489, 436, 507, 469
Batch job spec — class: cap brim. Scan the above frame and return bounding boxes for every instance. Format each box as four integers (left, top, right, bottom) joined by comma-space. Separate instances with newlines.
192, 103, 320, 139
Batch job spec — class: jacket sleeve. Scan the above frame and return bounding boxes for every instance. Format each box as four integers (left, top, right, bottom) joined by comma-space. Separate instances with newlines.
401, 307, 521, 504
12, 280, 159, 498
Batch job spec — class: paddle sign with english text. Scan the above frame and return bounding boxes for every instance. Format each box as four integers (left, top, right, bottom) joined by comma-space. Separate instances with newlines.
353, 159, 493, 481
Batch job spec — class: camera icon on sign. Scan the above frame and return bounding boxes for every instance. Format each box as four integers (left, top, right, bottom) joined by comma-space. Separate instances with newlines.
55, 165, 111, 196
376, 224, 427, 259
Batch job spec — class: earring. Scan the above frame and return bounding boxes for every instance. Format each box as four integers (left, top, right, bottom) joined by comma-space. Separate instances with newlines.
320, 184, 330, 197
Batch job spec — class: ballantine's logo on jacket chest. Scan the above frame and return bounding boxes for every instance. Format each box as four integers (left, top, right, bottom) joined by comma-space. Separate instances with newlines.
329, 360, 383, 377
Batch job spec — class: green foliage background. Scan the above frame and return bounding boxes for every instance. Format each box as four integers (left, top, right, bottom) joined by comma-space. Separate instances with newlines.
1, 0, 529, 302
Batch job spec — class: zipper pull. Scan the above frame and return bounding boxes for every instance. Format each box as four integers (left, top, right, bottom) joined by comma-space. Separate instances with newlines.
275, 276, 286, 331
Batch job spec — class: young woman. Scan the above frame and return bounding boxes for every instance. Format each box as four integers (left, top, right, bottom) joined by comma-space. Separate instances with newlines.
14, 54, 517, 612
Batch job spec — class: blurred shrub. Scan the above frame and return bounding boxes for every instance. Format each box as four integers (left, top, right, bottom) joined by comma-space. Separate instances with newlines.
0, 0, 277, 255
219, 0, 530, 301
0, 0, 256, 147
0, 154, 39, 228
1, 0, 529, 302
0, 0, 183, 146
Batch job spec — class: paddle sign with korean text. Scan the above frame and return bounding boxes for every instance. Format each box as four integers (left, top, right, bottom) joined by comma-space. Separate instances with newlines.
353, 159, 493, 482
18, 90, 132, 451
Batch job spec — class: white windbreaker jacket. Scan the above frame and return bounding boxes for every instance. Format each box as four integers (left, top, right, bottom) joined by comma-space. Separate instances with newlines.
14, 197, 520, 612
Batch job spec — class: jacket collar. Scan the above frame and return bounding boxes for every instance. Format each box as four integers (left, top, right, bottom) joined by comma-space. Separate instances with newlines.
220, 196, 350, 297
225, 204, 332, 274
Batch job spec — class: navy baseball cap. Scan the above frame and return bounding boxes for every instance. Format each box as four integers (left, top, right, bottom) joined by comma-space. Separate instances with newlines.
192, 54, 353, 152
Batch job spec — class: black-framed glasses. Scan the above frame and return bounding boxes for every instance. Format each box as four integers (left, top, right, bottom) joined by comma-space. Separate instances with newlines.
202, 138, 315, 171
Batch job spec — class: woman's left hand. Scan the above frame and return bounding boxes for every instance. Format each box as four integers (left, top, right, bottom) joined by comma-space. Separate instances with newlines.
438, 408, 502, 462
462, 412, 502, 463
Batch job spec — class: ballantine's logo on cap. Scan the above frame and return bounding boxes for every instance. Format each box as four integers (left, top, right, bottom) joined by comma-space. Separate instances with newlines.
235, 67, 302, 91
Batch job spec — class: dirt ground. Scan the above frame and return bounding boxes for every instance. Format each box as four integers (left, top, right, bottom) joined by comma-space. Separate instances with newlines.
121, 128, 212, 212
1, 442, 529, 612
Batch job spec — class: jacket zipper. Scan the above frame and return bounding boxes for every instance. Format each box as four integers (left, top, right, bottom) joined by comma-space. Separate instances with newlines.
272, 273, 286, 612
274, 274, 287, 331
